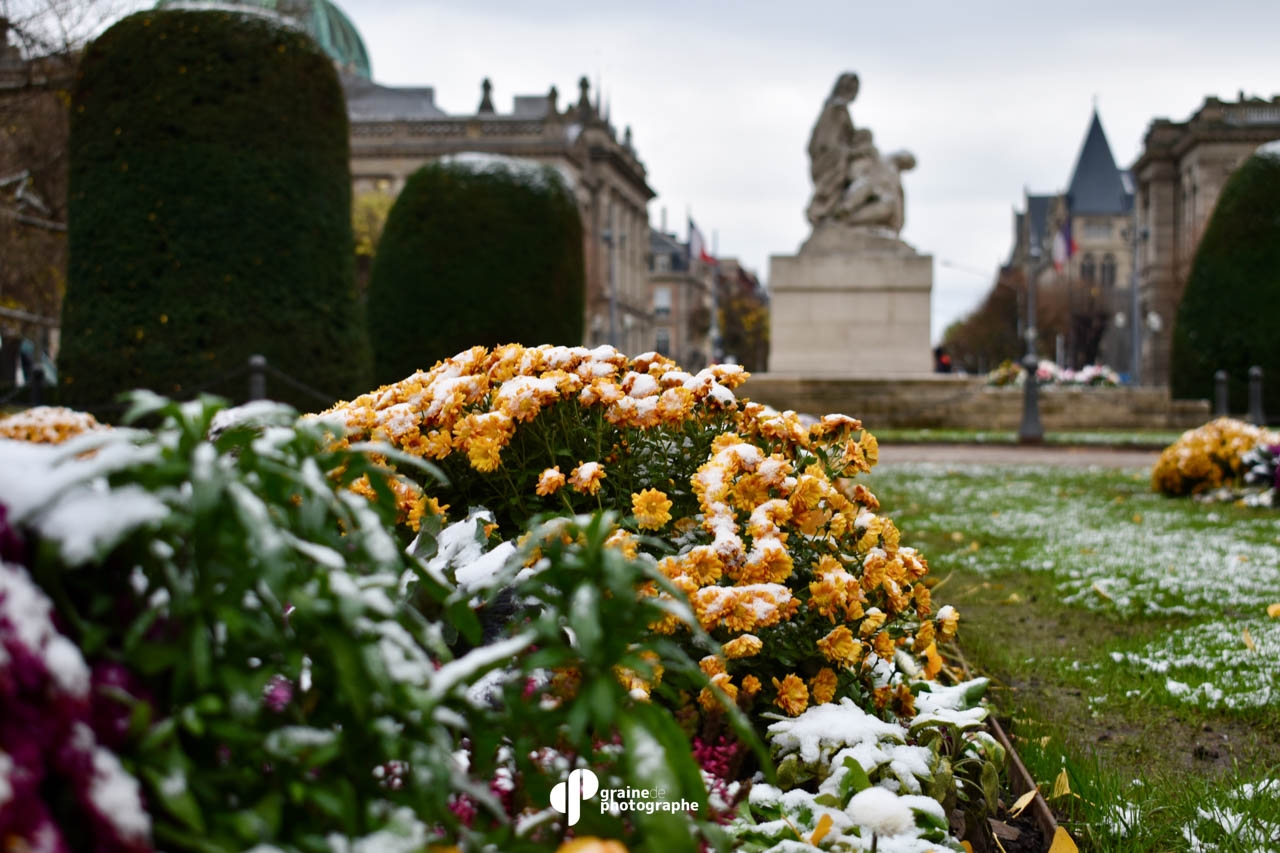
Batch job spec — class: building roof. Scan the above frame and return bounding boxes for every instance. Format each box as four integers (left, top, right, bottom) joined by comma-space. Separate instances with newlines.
342, 74, 446, 120
156, 0, 371, 79
1067, 111, 1133, 215
1026, 194, 1053, 253
649, 230, 690, 273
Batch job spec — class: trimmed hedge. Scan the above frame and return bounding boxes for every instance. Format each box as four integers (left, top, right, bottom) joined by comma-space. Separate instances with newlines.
366, 157, 584, 383
60, 9, 371, 413
1171, 151, 1280, 418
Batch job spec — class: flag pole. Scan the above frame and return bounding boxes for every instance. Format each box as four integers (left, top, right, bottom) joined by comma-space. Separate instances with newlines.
710, 230, 721, 363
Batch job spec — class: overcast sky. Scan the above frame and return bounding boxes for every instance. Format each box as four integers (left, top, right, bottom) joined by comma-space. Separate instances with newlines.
326, 1, 1278, 342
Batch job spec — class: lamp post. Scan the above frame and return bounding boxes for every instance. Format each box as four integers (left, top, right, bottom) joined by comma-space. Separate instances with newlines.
1020, 246, 1050, 444
602, 203, 624, 350
1128, 224, 1148, 384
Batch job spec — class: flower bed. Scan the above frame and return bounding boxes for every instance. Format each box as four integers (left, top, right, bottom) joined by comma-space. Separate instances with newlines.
985, 360, 1120, 388
0, 347, 1007, 851
1151, 417, 1279, 503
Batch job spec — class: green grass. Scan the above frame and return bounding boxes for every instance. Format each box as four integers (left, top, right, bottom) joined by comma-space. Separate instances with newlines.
870, 428, 1185, 448
865, 463, 1280, 851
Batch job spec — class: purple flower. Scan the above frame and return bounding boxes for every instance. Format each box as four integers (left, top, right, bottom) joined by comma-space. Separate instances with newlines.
262, 674, 293, 713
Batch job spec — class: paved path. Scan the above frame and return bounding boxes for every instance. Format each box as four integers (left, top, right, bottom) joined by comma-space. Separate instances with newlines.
878, 443, 1159, 468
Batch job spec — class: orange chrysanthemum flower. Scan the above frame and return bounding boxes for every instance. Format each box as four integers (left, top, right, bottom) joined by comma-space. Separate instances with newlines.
810, 667, 838, 705
772, 673, 809, 716
536, 467, 566, 496
631, 488, 673, 530
569, 461, 606, 495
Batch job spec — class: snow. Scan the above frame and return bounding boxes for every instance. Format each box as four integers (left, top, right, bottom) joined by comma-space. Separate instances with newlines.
426, 631, 536, 701
88, 739, 152, 842
848, 785, 914, 836
0, 434, 160, 521
208, 400, 296, 436
426, 509, 495, 583
438, 151, 576, 193
453, 540, 517, 592
767, 697, 904, 766
0, 751, 11, 808
264, 726, 338, 754
0, 560, 92, 699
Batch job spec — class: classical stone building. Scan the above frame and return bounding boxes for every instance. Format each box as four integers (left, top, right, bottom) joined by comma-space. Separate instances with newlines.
1131, 93, 1280, 387
345, 75, 656, 356
1008, 110, 1135, 373
647, 227, 711, 369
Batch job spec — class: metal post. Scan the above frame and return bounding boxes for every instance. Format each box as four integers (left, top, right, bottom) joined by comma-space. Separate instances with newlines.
1214, 370, 1229, 417
30, 360, 43, 406
605, 201, 619, 350
1129, 225, 1146, 384
248, 354, 267, 402
1020, 252, 1045, 444
1248, 365, 1265, 425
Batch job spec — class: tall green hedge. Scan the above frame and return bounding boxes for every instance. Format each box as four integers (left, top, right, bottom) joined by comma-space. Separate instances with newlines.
60, 9, 371, 413
1171, 151, 1280, 418
366, 157, 584, 383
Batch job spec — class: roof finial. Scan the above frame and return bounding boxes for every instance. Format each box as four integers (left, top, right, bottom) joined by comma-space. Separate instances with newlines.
1092, 92, 1099, 112
576, 76, 592, 117
548, 84, 559, 114
478, 77, 495, 114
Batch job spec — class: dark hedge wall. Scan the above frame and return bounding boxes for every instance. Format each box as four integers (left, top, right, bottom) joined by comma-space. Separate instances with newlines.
60, 9, 371, 414
1171, 151, 1280, 419
366, 159, 585, 384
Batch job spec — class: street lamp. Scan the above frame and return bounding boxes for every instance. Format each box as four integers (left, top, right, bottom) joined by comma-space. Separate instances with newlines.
1020, 245, 1051, 444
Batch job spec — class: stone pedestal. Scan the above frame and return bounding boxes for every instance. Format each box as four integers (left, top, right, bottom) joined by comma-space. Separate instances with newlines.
768, 224, 933, 376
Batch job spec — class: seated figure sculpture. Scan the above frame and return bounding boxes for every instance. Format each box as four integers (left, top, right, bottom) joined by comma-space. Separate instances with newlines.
805, 72, 916, 236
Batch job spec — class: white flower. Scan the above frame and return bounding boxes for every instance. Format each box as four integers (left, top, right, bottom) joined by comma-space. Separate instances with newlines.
847, 785, 914, 837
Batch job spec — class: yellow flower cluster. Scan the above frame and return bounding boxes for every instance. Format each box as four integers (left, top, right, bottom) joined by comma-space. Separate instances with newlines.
1152, 417, 1279, 496
320, 344, 957, 723
0, 406, 107, 444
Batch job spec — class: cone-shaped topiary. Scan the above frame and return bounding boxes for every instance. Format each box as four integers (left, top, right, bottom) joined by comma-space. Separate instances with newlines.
1171, 150, 1280, 417
366, 155, 585, 383
60, 9, 371, 414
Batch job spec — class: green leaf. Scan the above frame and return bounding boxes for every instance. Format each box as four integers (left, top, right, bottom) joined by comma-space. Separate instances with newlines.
143, 764, 206, 834
981, 759, 1000, 814
837, 754, 872, 804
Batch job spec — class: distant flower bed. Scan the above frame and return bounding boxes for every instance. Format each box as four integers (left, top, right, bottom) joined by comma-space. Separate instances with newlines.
1152, 417, 1280, 504
0, 346, 1000, 852
0, 405, 106, 443
986, 359, 1121, 388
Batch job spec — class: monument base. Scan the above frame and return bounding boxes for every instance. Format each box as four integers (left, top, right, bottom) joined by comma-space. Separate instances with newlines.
768, 224, 934, 377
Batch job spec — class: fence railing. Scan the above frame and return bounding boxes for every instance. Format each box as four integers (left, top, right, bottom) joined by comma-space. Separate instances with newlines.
1, 354, 338, 416
1213, 366, 1267, 425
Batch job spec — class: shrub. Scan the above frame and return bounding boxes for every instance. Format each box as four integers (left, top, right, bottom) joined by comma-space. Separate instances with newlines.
366, 156, 584, 384
1171, 151, 1280, 415
60, 9, 371, 414
321, 344, 958, 730
0, 395, 725, 851
1151, 417, 1279, 497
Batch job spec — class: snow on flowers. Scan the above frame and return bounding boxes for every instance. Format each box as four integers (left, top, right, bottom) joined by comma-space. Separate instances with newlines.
321, 344, 959, 725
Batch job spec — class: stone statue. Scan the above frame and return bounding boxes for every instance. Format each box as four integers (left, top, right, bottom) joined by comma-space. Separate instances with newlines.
805, 72, 916, 236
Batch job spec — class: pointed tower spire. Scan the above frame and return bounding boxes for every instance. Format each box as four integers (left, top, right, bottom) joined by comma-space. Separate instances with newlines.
1066, 109, 1129, 215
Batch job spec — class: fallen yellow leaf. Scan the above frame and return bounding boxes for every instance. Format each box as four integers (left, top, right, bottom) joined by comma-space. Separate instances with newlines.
969, 540, 981, 551
950, 531, 965, 542
1131, 513, 1143, 524
1050, 768, 1071, 799
961, 843, 974, 853
1000, 592, 1025, 605
1268, 603, 1280, 618
1243, 628, 1256, 652
810, 813, 834, 846
1092, 582, 1113, 602
1048, 826, 1080, 853
1008, 789, 1037, 818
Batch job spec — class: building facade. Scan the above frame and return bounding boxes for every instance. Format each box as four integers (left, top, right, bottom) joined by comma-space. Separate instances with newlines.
344, 74, 657, 357
647, 228, 711, 369
1131, 94, 1280, 387
1008, 111, 1135, 374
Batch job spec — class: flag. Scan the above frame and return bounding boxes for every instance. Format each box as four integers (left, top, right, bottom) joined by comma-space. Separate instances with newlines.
688, 217, 715, 265
1051, 219, 1077, 272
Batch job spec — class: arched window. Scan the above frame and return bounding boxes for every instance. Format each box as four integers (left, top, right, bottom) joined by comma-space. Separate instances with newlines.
1080, 253, 1097, 282
1100, 254, 1116, 288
